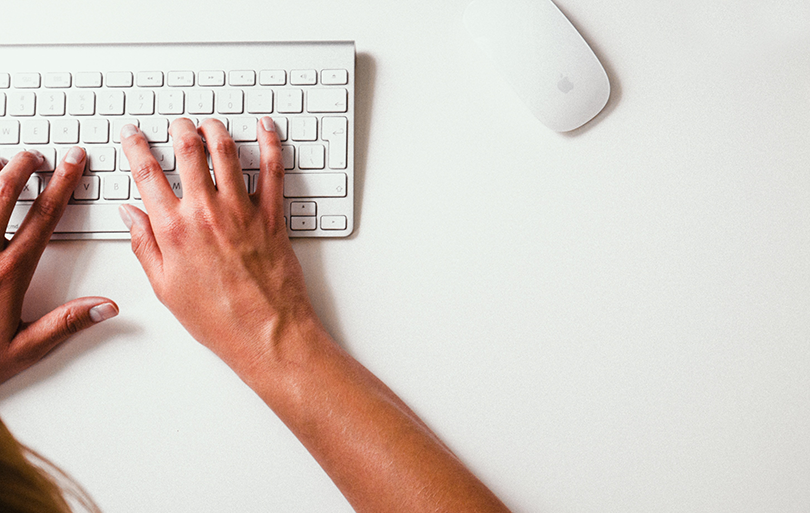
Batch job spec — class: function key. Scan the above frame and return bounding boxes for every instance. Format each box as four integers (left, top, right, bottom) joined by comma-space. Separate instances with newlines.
75, 72, 103, 88
198, 70, 226, 86
259, 70, 286, 86
321, 69, 348, 85
44, 72, 71, 88
229, 70, 256, 86
290, 70, 317, 86
167, 71, 195, 87
107, 71, 134, 87
0, 74, 9, 89
136, 71, 164, 87
13, 73, 41, 89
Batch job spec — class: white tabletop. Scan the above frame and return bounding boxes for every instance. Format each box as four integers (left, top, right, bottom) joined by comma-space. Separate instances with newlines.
1, 1, 809, 512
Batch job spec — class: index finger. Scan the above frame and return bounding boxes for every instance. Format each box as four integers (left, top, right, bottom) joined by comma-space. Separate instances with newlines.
119, 124, 178, 218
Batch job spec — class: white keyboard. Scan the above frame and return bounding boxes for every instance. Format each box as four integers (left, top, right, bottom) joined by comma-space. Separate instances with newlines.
0, 42, 355, 239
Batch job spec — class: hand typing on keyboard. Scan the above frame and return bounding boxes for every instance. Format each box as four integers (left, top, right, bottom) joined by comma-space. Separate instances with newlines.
0, 147, 118, 384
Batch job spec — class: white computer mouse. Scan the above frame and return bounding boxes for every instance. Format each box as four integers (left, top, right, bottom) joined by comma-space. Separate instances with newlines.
463, 0, 610, 132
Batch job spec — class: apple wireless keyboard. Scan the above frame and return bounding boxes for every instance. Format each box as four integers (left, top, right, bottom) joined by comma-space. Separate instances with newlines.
0, 41, 355, 239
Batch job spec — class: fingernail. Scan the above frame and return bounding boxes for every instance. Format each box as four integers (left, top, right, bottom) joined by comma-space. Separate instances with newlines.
261, 116, 275, 132
118, 205, 133, 230
120, 124, 139, 139
89, 303, 118, 323
64, 146, 85, 165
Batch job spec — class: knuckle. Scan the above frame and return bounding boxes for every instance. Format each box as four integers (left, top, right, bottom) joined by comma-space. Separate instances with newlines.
208, 136, 237, 159
60, 309, 84, 337
173, 131, 204, 159
31, 194, 64, 222
130, 160, 162, 184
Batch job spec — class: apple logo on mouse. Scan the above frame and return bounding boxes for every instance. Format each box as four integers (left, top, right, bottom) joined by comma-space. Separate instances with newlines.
557, 75, 574, 94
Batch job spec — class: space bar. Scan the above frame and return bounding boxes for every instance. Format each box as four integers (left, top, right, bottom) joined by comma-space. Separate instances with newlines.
7, 203, 132, 234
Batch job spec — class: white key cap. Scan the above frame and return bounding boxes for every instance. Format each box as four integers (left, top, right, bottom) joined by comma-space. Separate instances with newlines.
198, 70, 225, 86
87, 147, 116, 171
259, 70, 286, 86
13, 73, 41, 89
81, 118, 109, 143
246, 90, 273, 114
52, 118, 79, 143
298, 144, 325, 169
8, 92, 35, 116
187, 89, 214, 114
21, 119, 49, 144
283, 173, 347, 198
8, 203, 134, 234
68, 91, 95, 115
98, 90, 125, 115
167, 71, 195, 87
136, 71, 163, 87
73, 175, 100, 200
281, 145, 295, 170
39, 91, 66, 116
18, 176, 40, 200
74, 72, 102, 88
166, 174, 183, 197
229, 70, 255, 86
291, 201, 317, 216
274, 117, 288, 141
30, 147, 56, 171
238, 144, 260, 170
321, 69, 348, 85
290, 216, 316, 230
0, 120, 20, 144
128, 90, 155, 115
306, 88, 348, 113
232, 117, 257, 142
44, 72, 71, 88
216, 89, 243, 114
106, 72, 133, 87
290, 116, 318, 141
321, 215, 347, 230
158, 90, 184, 115
112, 118, 139, 143
290, 70, 317, 85
0, 74, 9, 89
141, 118, 169, 143
103, 175, 130, 199
322, 116, 348, 169
277, 89, 303, 113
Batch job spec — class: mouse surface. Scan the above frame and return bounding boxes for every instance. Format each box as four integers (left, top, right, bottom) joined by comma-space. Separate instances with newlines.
464, 0, 610, 132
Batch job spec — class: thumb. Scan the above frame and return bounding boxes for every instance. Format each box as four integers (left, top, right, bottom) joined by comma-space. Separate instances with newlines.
11, 297, 118, 369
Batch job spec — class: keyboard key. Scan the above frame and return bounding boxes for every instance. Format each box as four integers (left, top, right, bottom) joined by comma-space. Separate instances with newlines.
216, 90, 244, 114
8, 92, 36, 116
321, 69, 349, 85
0, 74, 9, 89
322, 116, 348, 169
141, 118, 169, 143
39, 92, 66, 116
13, 73, 41, 89
290, 70, 317, 85
199, 70, 225, 86
52, 118, 79, 144
259, 70, 286, 86
321, 215, 347, 230
87, 147, 116, 171
166, 174, 183, 197
158, 90, 184, 115
68, 91, 95, 116
136, 71, 163, 87
112, 118, 139, 143
238, 144, 260, 170
75, 72, 102, 88
246, 90, 273, 114
291, 201, 316, 216
128, 90, 155, 115
98, 90, 125, 115
229, 70, 256, 86
277, 89, 303, 113
281, 145, 294, 169
306, 88, 348, 113
44, 72, 71, 88
187, 89, 214, 114
298, 144, 325, 169
73, 176, 100, 200
31, 147, 56, 171
167, 71, 195, 87
21, 119, 49, 144
18, 176, 40, 200
290, 117, 317, 141
106, 72, 133, 87
284, 173, 347, 198
232, 116, 257, 142
0, 120, 20, 144
290, 216, 316, 230
103, 175, 130, 199
81, 118, 109, 144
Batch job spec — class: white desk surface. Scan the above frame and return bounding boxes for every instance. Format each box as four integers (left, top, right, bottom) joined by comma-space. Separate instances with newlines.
1, 1, 809, 511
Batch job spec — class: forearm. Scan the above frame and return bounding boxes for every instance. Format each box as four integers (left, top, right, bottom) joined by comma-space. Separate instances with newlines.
242, 319, 511, 513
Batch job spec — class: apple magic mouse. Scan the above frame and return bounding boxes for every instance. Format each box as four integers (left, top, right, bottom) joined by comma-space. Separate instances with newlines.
464, 0, 610, 132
